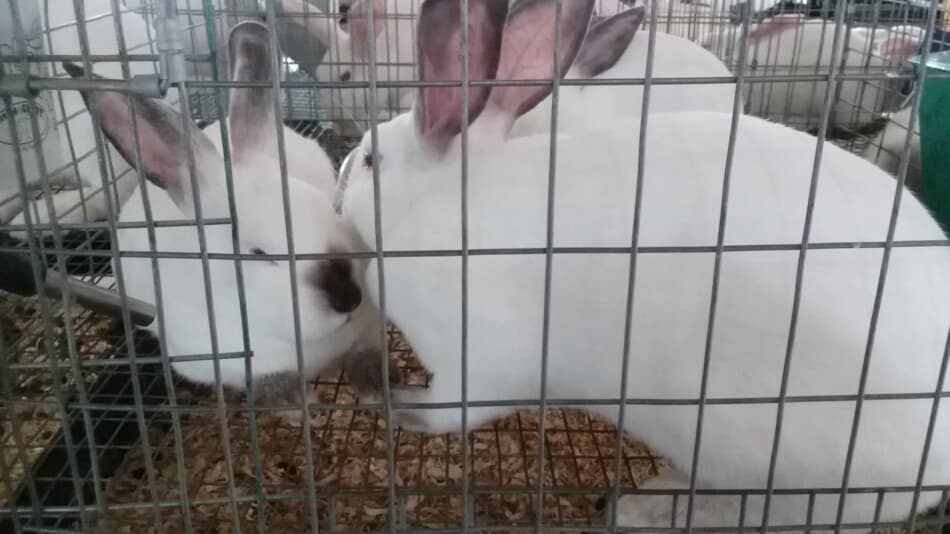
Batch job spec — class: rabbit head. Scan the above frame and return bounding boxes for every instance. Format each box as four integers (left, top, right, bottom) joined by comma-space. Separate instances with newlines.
67, 21, 364, 341
339, 0, 597, 252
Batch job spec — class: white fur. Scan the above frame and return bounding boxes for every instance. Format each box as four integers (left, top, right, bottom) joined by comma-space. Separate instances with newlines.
341, 109, 950, 531
510, 30, 738, 138
116, 117, 380, 389
706, 18, 918, 130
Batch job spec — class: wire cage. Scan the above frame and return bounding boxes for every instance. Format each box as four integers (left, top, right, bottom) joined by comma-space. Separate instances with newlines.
1, 0, 950, 533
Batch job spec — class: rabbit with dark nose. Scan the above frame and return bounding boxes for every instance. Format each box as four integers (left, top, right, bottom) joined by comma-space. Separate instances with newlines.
72, 21, 386, 411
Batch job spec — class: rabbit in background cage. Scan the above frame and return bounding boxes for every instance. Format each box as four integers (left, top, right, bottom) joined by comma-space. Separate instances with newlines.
702, 15, 923, 133
70, 21, 386, 411
338, 0, 950, 531
4, 0, 226, 238
272, 0, 716, 139
4, 1, 185, 237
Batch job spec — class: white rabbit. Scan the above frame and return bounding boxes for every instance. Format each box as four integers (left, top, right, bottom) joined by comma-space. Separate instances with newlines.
717, 15, 922, 131
8, 1, 183, 236
274, 0, 635, 136
862, 106, 922, 191
509, 6, 738, 139
72, 21, 384, 405
340, 0, 950, 530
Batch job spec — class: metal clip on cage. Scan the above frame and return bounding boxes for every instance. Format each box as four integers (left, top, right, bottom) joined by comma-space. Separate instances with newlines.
154, 0, 187, 87
0, 1, 188, 100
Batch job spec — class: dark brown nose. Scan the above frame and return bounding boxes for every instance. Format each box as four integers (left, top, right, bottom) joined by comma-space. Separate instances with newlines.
310, 258, 362, 314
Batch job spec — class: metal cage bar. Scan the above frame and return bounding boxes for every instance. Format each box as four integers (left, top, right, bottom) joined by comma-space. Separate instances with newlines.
1, 0, 949, 532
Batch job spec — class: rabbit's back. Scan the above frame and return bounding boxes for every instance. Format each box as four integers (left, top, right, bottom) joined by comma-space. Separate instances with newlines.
372, 112, 949, 510
389, 112, 945, 250
509, 31, 736, 137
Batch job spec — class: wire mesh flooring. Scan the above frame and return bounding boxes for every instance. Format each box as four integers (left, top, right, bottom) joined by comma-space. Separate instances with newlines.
4, 296, 949, 533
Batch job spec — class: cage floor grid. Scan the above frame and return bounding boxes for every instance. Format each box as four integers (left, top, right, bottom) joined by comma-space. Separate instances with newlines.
0, 291, 118, 506
98, 328, 664, 533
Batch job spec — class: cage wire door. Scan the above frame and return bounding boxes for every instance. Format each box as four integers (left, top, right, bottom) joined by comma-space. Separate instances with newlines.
1, 0, 950, 533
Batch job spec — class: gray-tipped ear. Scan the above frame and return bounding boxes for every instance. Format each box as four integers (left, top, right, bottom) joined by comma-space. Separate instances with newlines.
227, 21, 279, 156
484, 0, 596, 123
62, 62, 216, 214
572, 6, 644, 79
414, 0, 510, 157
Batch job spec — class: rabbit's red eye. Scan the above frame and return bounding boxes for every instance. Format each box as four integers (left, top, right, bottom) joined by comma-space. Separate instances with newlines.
363, 153, 373, 168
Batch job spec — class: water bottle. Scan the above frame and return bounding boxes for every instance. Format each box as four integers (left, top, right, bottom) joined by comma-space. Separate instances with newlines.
0, 0, 66, 196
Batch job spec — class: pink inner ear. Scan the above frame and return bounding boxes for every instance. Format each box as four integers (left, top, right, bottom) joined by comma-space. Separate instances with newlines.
348, 0, 387, 55
486, 0, 595, 120
417, 24, 467, 141
94, 92, 186, 197
748, 14, 802, 42
414, 0, 508, 155
878, 36, 922, 62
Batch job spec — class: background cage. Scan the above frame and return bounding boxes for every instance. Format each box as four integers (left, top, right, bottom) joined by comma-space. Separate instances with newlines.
1, 0, 949, 532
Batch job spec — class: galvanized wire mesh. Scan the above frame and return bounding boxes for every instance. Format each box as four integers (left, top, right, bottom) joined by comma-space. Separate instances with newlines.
1, 0, 950, 533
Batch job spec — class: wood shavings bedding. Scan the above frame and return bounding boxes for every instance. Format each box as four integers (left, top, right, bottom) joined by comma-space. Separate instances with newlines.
99, 330, 665, 533
0, 292, 116, 504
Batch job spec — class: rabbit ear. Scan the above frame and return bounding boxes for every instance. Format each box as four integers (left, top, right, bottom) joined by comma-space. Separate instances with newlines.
228, 21, 279, 157
62, 62, 217, 215
414, 0, 509, 156
572, 6, 644, 79
484, 0, 596, 123
347, 0, 388, 55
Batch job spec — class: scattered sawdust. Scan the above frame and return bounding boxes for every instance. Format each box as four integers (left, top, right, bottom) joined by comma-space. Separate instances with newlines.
0, 292, 116, 504
99, 330, 666, 533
